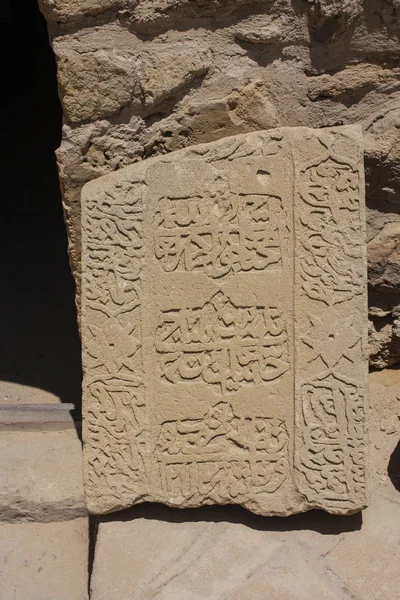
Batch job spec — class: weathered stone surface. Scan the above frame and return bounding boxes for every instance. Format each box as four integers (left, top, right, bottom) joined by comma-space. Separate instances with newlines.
368, 311, 400, 369
0, 430, 86, 522
38, 0, 120, 24
39, 0, 400, 367
325, 489, 400, 600
364, 104, 400, 244
55, 39, 210, 123
307, 64, 400, 102
367, 222, 400, 368
81, 125, 368, 516
56, 48, 139, 123
0, 518, 88, 600
368, 222, 400, 292
91, 517, 347, 600
368, 369, 400, 490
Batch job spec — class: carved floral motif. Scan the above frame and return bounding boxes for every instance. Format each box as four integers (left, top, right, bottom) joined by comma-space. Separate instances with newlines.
297, 154, 364, 306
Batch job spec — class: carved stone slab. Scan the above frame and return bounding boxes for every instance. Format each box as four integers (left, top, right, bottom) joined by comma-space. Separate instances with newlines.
81, 126, 368, 516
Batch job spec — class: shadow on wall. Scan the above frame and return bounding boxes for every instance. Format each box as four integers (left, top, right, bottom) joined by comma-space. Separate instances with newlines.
0, 1, 81, 407
388, 440, 400, 492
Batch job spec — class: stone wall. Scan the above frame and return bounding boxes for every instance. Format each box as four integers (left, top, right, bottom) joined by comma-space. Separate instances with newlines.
39, 0, 400, 367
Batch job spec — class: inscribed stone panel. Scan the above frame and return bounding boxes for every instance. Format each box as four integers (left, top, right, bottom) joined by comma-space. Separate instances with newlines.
81, 126, 368, 516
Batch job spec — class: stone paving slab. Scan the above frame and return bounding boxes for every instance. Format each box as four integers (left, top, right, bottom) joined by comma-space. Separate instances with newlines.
90, 480, 400, 600
0, 403, 79, 431
326, 484, 400, 600
90, 515, 346, 600
0, 429, 86, 522
0, 518, 89, 600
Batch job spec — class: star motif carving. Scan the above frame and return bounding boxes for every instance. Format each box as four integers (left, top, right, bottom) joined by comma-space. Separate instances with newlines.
85, 318, 141, 373
301, 313, 361, 368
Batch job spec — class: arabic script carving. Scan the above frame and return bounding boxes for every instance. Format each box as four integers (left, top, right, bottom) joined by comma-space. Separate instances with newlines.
297, 154, 363, 306
81, 127, 367, 516
155, 291, 290, 394
82, 181, 149, 505
294, 131, 367, 512
297, 371, 366, 507
157, 400, 289, 502
154, 192, 283, 278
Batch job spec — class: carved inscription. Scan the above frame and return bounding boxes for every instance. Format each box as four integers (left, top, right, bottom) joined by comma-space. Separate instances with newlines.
294, 130, 367, 511
297, 155, 364, 306
81, 127, 367, 516
154, 192, 283, 278
82, 181, 149, 507
157, 401, 289, 502
155, 291, 289, 394
297, 372, 365, 505
85, 379, 147, 498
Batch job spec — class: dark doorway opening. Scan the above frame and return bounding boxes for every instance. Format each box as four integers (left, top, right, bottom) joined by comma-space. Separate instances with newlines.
0, 1, 82, 409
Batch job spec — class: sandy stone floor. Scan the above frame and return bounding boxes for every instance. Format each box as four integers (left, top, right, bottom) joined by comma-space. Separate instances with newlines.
1, 369, 399, 599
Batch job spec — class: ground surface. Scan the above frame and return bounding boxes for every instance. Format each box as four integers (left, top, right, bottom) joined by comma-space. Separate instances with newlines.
0, 369, 399, 599
91, 481, 400, 600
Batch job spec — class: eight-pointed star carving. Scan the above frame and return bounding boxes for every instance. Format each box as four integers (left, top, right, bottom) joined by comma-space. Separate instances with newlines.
301, 312, 361, 368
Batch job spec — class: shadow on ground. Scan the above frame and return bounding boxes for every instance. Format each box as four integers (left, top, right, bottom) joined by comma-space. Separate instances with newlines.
0, 1, 81, 408
99, 501, 362, 535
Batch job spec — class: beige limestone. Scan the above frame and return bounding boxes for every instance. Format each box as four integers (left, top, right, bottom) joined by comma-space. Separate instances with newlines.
325, 487, 400, 600
368, 222, 400, 292
91, 517, 347, 600
56, 41, 210, 123
0, 381, 65, 405
81, 125, 368, 516
0, 518, 89, 600
0, 429, 86, 522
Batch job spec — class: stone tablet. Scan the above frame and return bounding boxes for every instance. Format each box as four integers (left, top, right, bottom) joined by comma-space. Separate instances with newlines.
81, 126, 368, 516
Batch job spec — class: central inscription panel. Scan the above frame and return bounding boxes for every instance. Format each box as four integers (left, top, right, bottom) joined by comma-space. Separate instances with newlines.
155, 292, 289, 393
81, 127, 368, 516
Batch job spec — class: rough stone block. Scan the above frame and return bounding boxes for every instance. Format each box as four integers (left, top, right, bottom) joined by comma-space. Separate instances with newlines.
90, 516, 345, 600
0, 430, 86, 522
325, 489, 400, 600
81, 126, 368, 516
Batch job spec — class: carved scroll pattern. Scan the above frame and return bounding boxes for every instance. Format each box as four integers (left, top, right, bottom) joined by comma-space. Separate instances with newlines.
155, 290, 290, 394
295, 137, 367, 510
82, 181, 148, 504
154, 190, 283, 278
297, 371, 365, 506
156, 400, 289, 502
297, 154, 364, 306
